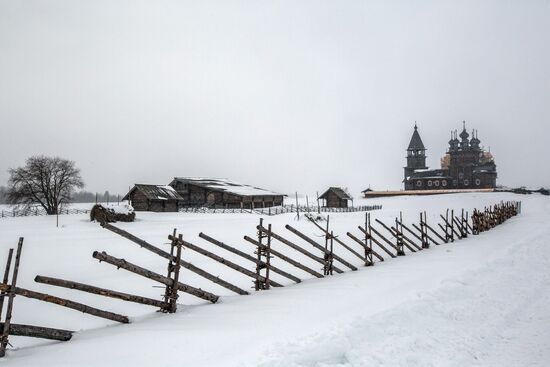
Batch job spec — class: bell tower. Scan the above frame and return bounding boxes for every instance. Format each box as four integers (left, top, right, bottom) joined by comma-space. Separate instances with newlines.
404, 123, 428, 181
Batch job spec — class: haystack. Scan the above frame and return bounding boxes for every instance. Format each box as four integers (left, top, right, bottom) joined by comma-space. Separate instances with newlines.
90, 202, 135, 223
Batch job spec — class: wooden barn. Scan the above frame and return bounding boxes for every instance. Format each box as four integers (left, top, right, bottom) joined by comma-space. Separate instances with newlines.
319, 187, 352, 208
169, 177, 284, 209
122, 184, 183, 212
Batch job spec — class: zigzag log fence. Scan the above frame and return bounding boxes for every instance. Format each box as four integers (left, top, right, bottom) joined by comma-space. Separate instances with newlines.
0, 201, 521, 357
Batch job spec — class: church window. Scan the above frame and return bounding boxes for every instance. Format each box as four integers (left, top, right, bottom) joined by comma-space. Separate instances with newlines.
464, 179, 469, 186
442, 180, 448, 187
427, 180, 433, 187
458, 172, 464, 179
434, 180, 440, 187
416, 180, 422, 187
475, 179, 481, 186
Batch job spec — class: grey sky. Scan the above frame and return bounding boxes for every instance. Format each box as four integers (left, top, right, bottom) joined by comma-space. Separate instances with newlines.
1, 0, 549, 196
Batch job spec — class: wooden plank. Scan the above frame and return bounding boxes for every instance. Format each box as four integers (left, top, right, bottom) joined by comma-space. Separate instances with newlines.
412, 223, 440, 246
357, 226, 396, 258
199, 233, 301, 284
0, 238, 23, 357
93, 251, 219, 303
440, 215, 462, 239
391, 225, 422, 251
258, 226, 335, 272
346, 232, 385, 262
34, 275, 168, 308
423, 221, 447, 243
454, 216, 467, 237
306, 217, 367, 264
0, 283, 129, 324
366, 225, 399, 253
0, 323, 72, 341
285, 225, 356, 271
243, 236, 323, 278
375, 219, 416, 253
396, 220, 423, 244
102, 223, 248, 296
169, 235, 283, 288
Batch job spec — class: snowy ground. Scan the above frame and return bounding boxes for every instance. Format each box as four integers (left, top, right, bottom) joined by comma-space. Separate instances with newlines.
0, 192, 548, 366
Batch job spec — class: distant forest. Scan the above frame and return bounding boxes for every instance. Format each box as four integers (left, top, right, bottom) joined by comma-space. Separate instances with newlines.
0, 186, 122, 205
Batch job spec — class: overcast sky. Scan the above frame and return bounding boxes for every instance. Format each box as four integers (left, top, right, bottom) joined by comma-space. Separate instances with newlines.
0, 0, 549, 196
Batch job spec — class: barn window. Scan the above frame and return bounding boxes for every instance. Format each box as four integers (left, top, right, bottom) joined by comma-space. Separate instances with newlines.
427, 180, 433, 187
416, 180, 422, 187
442, 180, 447, 187
434, 181, 440, 187
464, 179, 469, 186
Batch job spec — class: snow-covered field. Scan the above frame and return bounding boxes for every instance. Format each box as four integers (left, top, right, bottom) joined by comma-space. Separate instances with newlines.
0, 192, 548, 366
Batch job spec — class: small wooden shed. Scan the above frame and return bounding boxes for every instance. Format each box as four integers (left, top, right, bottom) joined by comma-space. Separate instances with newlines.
319, 187, 352, 208
122, 184, 183, 212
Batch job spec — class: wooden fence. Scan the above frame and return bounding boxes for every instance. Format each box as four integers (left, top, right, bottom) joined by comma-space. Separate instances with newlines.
0, 200, 520, 358
0, 208, 89, 218
179, 204, 383, 216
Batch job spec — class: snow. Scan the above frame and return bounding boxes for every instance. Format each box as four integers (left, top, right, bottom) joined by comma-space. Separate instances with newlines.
102, 202, 134, 215
0, 192, 548, 366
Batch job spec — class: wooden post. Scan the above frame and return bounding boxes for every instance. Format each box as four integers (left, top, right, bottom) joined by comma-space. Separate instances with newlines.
163, 228, 177, 307
357, 225, 395, 258
307, 214, 367, 264
420, 212, 429, 248
374, 219, 405, 256
167, 234, 183, 313
243, 236, 322, 278
323, 216, 332, 275
255, 218, 265, 291
200, 233, 301, 283
316, 191, 320, 214
265, 224, 272, 288
168, 235, 283, 288
0, 238, 23, 357
295, 192, 300, 220
365, 213, 374, 266
259, 225, 341, 273
346, 231, 385, 261
0, 249, 14, 317
285, 225, 357, 271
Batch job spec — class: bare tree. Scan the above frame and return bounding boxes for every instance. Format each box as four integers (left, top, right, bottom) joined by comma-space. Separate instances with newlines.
7, 156, 84, 214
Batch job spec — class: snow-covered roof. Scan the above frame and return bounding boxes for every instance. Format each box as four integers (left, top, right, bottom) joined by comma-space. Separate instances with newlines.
171, 178, 284, 197
319, 187, 352, 200
122, 184, 183, 201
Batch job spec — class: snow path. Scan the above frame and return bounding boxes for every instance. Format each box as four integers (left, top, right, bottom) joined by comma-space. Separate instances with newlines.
0, 193, 548, 366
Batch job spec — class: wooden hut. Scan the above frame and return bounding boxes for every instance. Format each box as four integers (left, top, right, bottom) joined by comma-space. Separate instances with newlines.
122, 184, 183, 212
319, 187, 352, 208
169, 177, 284, 209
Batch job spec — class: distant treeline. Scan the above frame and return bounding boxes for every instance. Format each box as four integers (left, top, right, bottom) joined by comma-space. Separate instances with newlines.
0, 186, 122, 204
